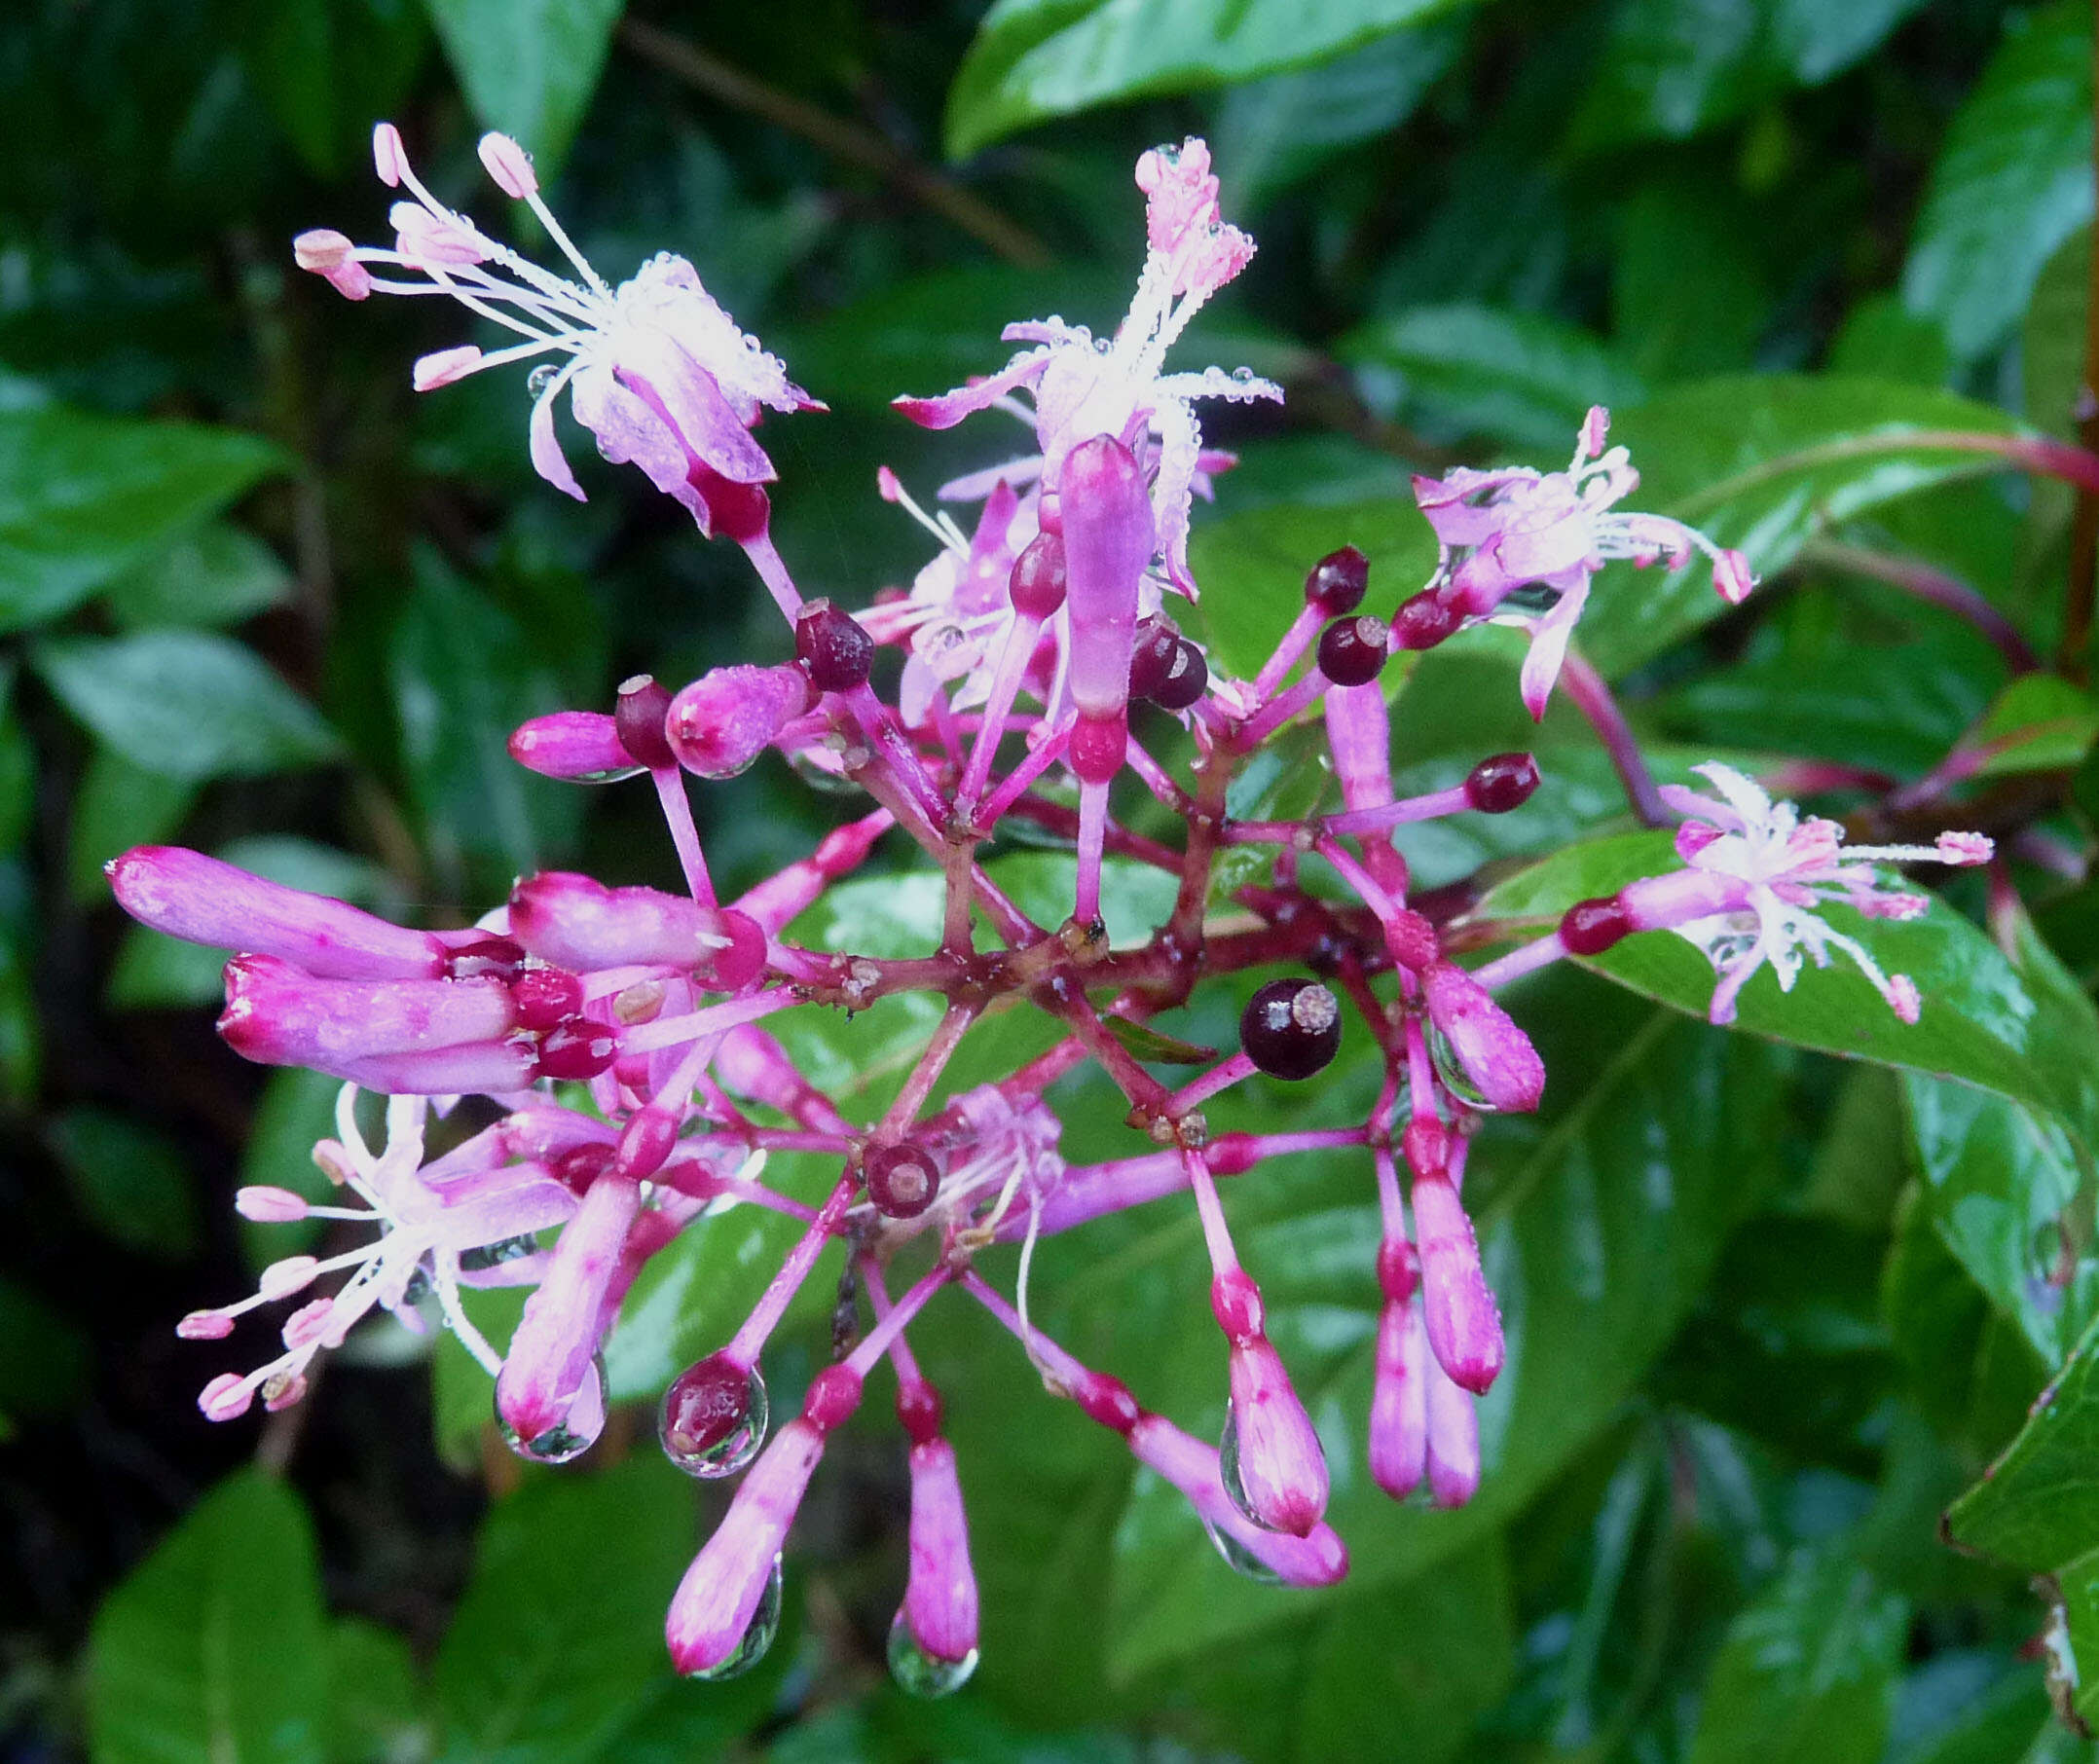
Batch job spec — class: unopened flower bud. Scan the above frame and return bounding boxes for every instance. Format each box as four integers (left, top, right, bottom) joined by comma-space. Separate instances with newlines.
614, 677, 678, 770
1369, 1297, 1427, 1500
1061, 435, 1154, 721
1226, 1338, 1329, 1535
509, 872, 730, 972
902, 1439, 978, 1668
508, 712, 640, 782
666, 1419, 824, 1675
1411, 1170, 1504, 1394
667, 665, 812, 779
793, 601, 875, 694
1420, 961, 1544, 1113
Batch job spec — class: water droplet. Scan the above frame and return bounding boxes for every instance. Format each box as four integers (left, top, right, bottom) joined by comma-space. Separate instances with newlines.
1199, 1516, 1284, 1584
496, 1356, 606, 1465
593, 434, 618, 461
400, 1266, 433, 1305
1426, 1021, 1499, 1114
1231, 365, 1253, 383
1499, 582, 1563, 617
1218, 1403, 1277, 1532
459, 1233, 538, 1271
683, 1556, 783, 1681
886, 1612, 978, 1697
527, 363, 561, 396
571, 763, 646, 786
660, 1357, 768, 1479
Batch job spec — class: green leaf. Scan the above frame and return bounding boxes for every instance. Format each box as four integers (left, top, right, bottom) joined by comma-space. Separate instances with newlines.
1091, 975, 1793, 1679
1582, 376, 2035, 678
423, 0, 626, 175
88, 1471, 328, 1764
326, 1619, 425, 1764
1570, 0, 1923, 150
1966, 673, 2099, 778
0, 406, 285, 633
0, 1276, 92, 1422
68, 746, 202, 903
238, 0, 428, 177
430, 1457, 691, 1764
1212, 24, 1463, 211
389, 548, 581, 887
0, 664, 35, 855
1828, 295, 1953, 388
1475, 830, 2099, 1156
47, 1105, 199, 1260
1341, 304, 1648, 452
1901, 0, 2094, 360
1687, 1551, 1908, 1764
944, 0, 1477, 160
1945, 1312, 2099, 1731
34, 630, 340, 782
102, 521, 294, 630
2026, 227, 2090, 440
1611, 175, 1774, 381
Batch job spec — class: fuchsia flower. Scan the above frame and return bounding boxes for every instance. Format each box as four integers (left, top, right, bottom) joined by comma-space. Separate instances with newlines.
1401, 408, 1754, 717
295, 124, 818, 540
895, 136, 1278, 595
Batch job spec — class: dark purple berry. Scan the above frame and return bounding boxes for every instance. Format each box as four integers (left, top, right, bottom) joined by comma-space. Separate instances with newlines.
1465, 753, 1540, 814
1239, 978, 1342, 1081
1316, 615, 1388, 686
512, 966, 584, 1031
534, 1015, 619, 1082
1305, 545, 1370, 616
1128, 615, 1180, 701
1010, 533, 1068, 619
447, 935, 526, 982
865, 1141, 942, 1218
614, 675, 677, 769
1392, 591, 1462, 650
1561, 895, 1634, 955
795, 598, 875, 694
661, 1353, 751, 1459
1152, 639, 1209, 711
550, 1142, 617, 1194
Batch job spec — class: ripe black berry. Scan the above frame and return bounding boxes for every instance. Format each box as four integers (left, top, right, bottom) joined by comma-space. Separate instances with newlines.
794, 599, 875, 694
534, 1016, 619, 1081
1561, 895, 1634, 955
1392, 591, 1462, 650
865, 1140, 942, 1218
1316, 615, 1388, 686
1010, 533, 1068, 619
1305, 545, 1370, 616
1128, 615, 1180, 701
614, 675, 677, 769
1152, 639, 1209, 711
1239, 978, 1342, 1081
1465, 753, 1540, 814
446, 935, 526, 982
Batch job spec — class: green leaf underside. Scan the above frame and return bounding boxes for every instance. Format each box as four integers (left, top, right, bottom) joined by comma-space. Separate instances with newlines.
422, 0, 623, 176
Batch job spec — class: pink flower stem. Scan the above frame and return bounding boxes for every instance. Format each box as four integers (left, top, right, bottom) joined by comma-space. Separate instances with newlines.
1052, 994, 1175, 1114
956, 613, 1047, 814
840, 1264, 950, 1380
840, 682, 947, 827
1123, 739, 1194, 813
737, 530, 806, 623
657, 1163, 819, 1221
958, 1270, 1089, 1390
1469, 931, 1567, 992
617, 986, 799, 1054
878, 1001, 980, 1136
997, 795, 1185, 872
1558, 648, 1668, 827
722, 1169, 857, 1368
651, 767, 717, 907
1231, 671, 1325, 751
1252, 606, 1324, 700
1163, 1050, 1257, 1114
1180, 1146, 1242, 1278
1314, 834, 1417, 937
974, 719, 1072, 828
1075, 781, 1109, 922
1317, 786, 1473, 838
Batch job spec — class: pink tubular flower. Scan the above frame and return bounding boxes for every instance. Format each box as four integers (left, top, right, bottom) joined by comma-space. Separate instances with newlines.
1128, 1414, 1347, 1587
1621, 762, 1994, 1025
297, 125, 819, 539
1226, 1337, 1330, 1536
1419, 961, 1545, 1113
894, 137, 1278, 595
900, 1438, 978, 1668
178, 1086, 575, 1421
1401, 407, 1753, 717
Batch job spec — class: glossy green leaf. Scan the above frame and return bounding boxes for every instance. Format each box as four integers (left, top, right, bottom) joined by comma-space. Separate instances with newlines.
1571, 0, 1923, 150
1212, 24, 1463, 210
1687, 1550, 1907, 1764
1902, 0, 2094, 360
0, 664, 35, 855
34, 629, 340, 782
327, 1619, 424, 1764
1089, 975, 1791, 1678
1475, 831, 2099, 1156
0, 1276, 92, 1422
237, 0, 427, 178
48, 1105, 199, 1259
1966, 672, 2099, 778
2025, 227, 2089, 440
1611, 175, 1774, 380
423, 0, 624, 175
1582, 377, 2034, 678
87, 1471, 328, 1764
1342, 304, 1647, 452
101, 521, 293, 630
431, 1458, 690, 1764
944, 0, 1476, 159
0, 405, 285, 633
68, 746, 201, 903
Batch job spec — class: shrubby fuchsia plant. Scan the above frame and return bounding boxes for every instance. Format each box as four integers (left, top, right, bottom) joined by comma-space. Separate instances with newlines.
113, 125, 1994, 1692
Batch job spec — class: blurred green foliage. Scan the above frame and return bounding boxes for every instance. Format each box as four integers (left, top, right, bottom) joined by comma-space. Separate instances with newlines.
12, 0, 2099, 1760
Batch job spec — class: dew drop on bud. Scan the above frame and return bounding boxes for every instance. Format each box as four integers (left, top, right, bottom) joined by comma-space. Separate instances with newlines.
1217, 1402, 1278, 1533
659, 1355, 769, 1478
886, 1612, 979, 1698
682, 1555, 784, 1681
496, 1355, 606, 1464
1199, 1516, 1285, 1584
527, 363, 561, 396
1425, 1020, 1500, 1113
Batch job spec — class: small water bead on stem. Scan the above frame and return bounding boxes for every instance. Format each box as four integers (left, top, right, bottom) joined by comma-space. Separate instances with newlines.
660, 1350, 771, 1478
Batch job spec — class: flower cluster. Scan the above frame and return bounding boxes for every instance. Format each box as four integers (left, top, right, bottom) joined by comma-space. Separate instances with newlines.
116, 125, 1993, 1693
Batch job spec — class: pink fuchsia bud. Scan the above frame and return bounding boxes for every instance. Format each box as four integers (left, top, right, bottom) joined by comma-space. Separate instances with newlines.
508, 872, 730, 972
666, 665, 812, 779
218, 956, 518, 1069
1425, 1359, 1482, 1508
1127, 1415, 1347, 1587
109, 847, 448, 980
497, 1170, 643, 1446
200, 1373, 254, 1421
477, 131, 538, 199
1410, 1169, 1504, 1394
1225, 1338, 1329, 1536
1369, 1297, 1427, 1501
1420, 960, 1545, 1113
333, 1040, 538, 1095
902, 1439, 978, 1666
413, 346, 484, 390
234, 1185, 311, 1223
1062, 435, 1154, 782
666, 1417, 825, 1675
